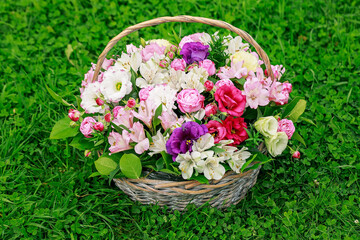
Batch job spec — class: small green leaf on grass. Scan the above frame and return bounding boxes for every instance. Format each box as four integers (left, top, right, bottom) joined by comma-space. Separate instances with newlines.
45, 84, 72, 106
119, 154, 142, 179
292, 131, 307, 147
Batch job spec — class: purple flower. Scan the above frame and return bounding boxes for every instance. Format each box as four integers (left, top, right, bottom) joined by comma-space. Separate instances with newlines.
180, 42, 209, 64
166, 121, 208, 161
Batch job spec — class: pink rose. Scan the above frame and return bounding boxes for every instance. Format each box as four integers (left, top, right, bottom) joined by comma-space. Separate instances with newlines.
68, 109, 80, 122
199, 59, 216, 76
205, 103, 217, 117
177, 89, 205, 113
170, 58, 186, 71
204, 80, 214, 92
214, 85, 246, 117
215, 79, 234, 88
179, 33, 204, 48
141, 43, 165, 61
139, 86, 154, 101
94, 122, 104, 132
80, 117, 96, 138
277, 119, 295, 139
205, 120, 226, 143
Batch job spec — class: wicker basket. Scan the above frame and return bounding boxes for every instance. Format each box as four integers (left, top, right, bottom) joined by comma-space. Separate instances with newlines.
92, 16, 275, 211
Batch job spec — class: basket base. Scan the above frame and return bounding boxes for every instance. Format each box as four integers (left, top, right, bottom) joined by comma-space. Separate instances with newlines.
113, 166, 261, 211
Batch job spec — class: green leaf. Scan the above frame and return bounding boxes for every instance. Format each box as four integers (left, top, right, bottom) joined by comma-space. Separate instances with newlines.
70, 134, 95, 150
108, 166, 120, 184
156, 158, 164, 171
282, 97, 302, 118
209, 146, 226, 153
160, 168, 180, 176
88, 172, 101, 178
189, 175, 209, 184
50, 117, 79, 139
287, 99, 306, 122
94, 155, 118, 175
299, 117, 317, 126
119, 154, 142, 179
240, 154, 257, 172
110, 122, 123, 134
153, 104, 163, 127
45, 84, 72, 107
292, 131, 307, 147
161, 151, 173, 169
118, 124, 131, 133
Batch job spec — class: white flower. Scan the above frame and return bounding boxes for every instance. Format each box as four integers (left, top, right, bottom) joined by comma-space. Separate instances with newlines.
80, 82, 107, 113
136, 60, 166, 88
100, 68, 132, 103
176, 151, 202, 179
197, 156, 225, 180
162, 69, 185, 91
113, 51, 142, 72
149, 130, 169, 156
181, 67, 208, 92
216, 145, 238, 162
223, 35, 249, 55
232, 50, 259, 73
192, 133, 215, 152
265, 131, 288, 157
146, 84, 177, 111
227, 147, 251, 173
254, 116, 278, 138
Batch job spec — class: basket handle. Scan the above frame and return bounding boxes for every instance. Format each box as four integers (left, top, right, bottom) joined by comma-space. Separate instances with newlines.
91, 15, 275, 82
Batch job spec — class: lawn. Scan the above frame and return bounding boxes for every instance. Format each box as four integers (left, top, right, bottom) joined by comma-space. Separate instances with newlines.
1, 0, 359, 239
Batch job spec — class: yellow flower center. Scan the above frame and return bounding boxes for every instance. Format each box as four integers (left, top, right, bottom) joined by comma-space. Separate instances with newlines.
186, 140, 192, 145
116, 82, 122, 91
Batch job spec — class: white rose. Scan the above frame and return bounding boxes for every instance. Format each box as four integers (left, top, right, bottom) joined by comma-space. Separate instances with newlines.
254, 116, 278, 138
231, 50, 259, 73
265, 132, 288, 157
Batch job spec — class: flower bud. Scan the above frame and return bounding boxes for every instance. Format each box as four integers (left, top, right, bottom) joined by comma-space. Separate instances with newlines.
204, 80, 214, 92
127, 98, 136, 108
104, 112, 111, 122
84, 150, 91, 157
96, 98, 105, 106
167, 51, 174, 59
205, 103, 217, 117
69, 121, 78, 128
94, 122, 104, 132
170, 45, 178, 52
292, 151, 300, 159
68, 109, 80, 122
159, 60, 169, 68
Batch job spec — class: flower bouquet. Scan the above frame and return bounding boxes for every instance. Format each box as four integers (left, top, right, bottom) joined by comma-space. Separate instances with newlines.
49, 16, 306, 210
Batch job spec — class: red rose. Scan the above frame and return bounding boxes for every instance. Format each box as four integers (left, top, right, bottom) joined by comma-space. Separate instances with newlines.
222, 116, 248, 145
214, 85, 246, 117
206, 120, 227, 143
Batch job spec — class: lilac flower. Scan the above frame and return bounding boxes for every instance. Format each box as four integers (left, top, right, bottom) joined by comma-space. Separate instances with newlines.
166, 121, 208, 161
180, 42, 209, 64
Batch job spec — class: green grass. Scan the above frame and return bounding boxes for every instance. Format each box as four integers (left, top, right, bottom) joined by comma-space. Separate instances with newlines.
1, 0, 360, 239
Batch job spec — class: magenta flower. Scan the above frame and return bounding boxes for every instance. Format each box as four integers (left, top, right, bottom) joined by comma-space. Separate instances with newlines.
166, 122, 208, 161
180, 42, 209, 64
